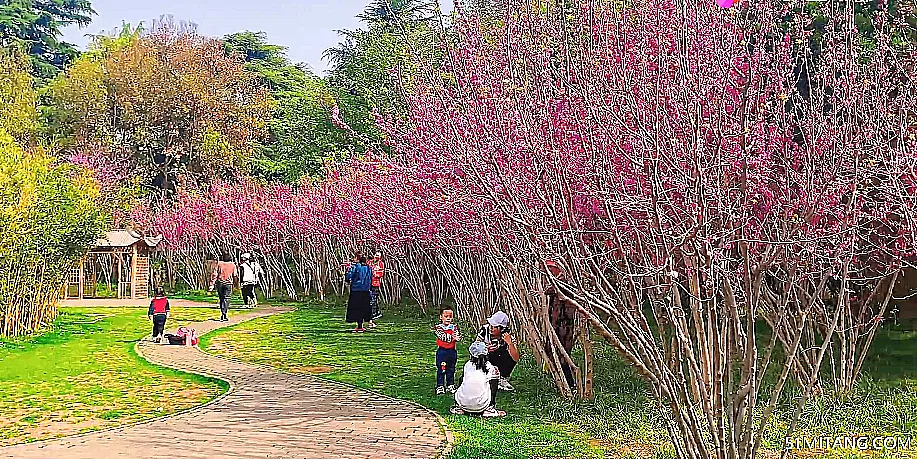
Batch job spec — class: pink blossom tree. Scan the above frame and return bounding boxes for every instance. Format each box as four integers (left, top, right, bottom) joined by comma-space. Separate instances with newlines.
375, 0, 917, 457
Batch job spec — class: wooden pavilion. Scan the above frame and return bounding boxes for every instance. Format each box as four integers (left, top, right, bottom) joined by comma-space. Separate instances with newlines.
63, 230, 163, 300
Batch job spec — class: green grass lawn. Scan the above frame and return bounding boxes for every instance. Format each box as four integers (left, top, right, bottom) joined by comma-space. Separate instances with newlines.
201, 298, 917, 459
0, 306, 233, 446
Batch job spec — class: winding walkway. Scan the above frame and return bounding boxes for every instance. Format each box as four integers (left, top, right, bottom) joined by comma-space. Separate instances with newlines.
2, 306, 449, 459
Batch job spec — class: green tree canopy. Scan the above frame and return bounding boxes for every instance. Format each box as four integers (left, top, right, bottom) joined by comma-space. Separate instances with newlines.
45, 22, 272, 197
225, 31, 348, 182
357, 0, 437, 23
224, 2, 447, 182
0, 0, 94, 80
0, 48, 107, 337
322, 0, 442, 157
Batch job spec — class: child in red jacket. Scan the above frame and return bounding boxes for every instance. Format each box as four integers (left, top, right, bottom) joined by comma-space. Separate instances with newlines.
434, 308, 462, 394
148, 287, 170, 343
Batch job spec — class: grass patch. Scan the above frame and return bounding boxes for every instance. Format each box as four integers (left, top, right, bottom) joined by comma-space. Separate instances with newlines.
0, 306, 234, 446
202, 298, 917, 459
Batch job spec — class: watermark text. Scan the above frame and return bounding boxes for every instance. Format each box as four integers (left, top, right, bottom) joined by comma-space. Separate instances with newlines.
784, 436, 913, 451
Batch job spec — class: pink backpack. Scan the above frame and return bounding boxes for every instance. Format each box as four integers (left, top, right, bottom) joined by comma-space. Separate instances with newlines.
176, 327, 199, 346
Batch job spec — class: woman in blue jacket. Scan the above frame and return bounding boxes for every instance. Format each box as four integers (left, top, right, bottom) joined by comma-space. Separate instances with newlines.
345, 254, 374, 332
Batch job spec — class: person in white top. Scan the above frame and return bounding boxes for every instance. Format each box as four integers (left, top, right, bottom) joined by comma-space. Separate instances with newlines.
450, 341, 506, 417
239, 253, 265, 307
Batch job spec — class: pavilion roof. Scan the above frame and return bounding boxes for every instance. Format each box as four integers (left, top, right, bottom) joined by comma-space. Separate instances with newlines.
93, 230, 162, 249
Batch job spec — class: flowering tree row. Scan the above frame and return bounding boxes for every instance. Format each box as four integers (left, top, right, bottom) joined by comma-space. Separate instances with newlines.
378, 1, 917, 457
120, 0, 917, 456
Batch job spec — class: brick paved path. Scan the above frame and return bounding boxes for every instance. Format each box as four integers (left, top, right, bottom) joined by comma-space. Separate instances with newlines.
2, 307, 449, 459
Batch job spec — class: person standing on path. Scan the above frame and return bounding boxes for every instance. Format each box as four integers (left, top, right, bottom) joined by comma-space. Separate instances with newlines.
475, 311, 521, 391
147, 287, 170, 343
345, 254, 373, 332
239, 252, 265, 308
367, 250, 385, 328
209, 252, 238, 322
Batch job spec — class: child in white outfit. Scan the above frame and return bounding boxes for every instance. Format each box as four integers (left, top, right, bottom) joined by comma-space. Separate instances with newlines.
450, 341, 506, 417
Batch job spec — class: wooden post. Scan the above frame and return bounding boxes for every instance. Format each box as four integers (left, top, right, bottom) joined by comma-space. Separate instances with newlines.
134, 248, 150, 300
78, 259, 84, 300
117, 255, 122, 299
131, 245, 138, 299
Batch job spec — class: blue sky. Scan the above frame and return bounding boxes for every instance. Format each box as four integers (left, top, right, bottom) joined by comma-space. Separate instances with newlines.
62, 1, 450, 74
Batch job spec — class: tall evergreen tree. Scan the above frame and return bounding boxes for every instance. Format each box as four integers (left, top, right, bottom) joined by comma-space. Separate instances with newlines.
357, 0, 437, 23
0, 0, 94, 80
225, 31, 347, 182
322, 0, 441, 157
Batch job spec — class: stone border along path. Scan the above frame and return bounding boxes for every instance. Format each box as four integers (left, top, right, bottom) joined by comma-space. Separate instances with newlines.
2, 306, 451, 459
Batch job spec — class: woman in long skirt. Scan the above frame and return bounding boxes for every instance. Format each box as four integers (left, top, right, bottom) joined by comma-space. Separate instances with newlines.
345, 255, 373, 332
